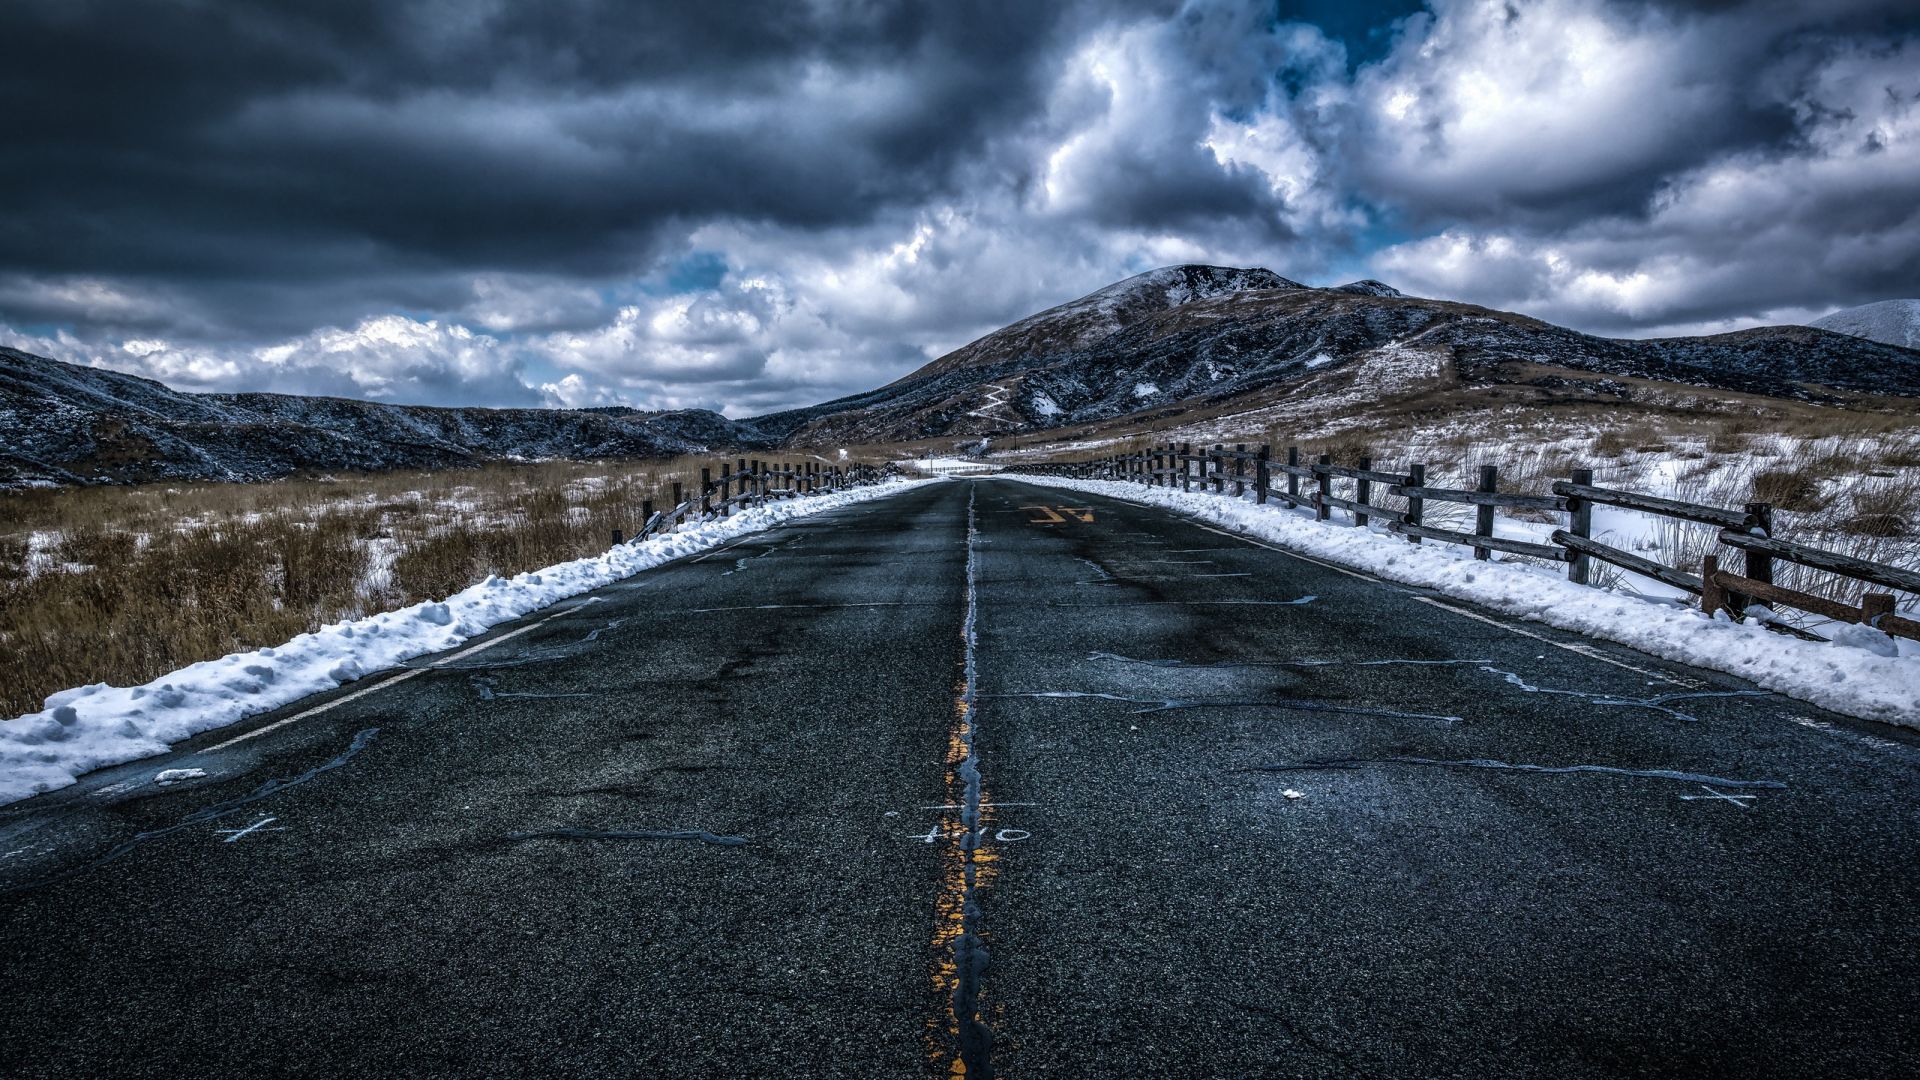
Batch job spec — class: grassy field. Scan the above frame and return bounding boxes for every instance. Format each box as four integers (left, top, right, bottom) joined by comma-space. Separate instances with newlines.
5, 415, 1916, 719
0, 452, 873, 718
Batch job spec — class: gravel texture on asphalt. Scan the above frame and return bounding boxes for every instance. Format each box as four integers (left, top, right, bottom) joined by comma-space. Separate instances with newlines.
4, 479, 1917, 1078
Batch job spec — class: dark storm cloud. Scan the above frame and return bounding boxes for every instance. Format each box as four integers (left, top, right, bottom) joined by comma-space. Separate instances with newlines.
0, 0, 1150, 290
2, 0, 1916, 413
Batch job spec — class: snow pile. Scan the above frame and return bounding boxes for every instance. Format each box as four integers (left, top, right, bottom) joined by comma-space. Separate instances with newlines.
1010, 474, 1920, 729
1809, 299, 1920, 350
0, 478, 936, 805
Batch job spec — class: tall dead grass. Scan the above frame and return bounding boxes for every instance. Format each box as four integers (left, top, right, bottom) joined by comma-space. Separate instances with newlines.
0, 453, 877, 717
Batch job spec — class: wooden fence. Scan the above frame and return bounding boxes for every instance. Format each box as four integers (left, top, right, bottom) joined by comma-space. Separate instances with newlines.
1023, 442, 1920, 642
608, 459, 891, 546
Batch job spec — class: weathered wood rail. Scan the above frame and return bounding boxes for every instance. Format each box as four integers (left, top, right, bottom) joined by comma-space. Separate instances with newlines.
608, 459, 890, 546
1023, 442, 1918, 642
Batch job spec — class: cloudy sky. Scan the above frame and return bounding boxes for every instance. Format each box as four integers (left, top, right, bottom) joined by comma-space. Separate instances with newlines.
3, 1, 1915, 415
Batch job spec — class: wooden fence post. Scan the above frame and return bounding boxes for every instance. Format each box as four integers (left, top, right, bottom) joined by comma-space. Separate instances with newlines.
1212, 446, 1226, 494
1255, 445, 1270, 505
1233, 444, 1247, 497
1180, 443, 1192, 491
1863, 593, 1895, 628
1474, 465, 1497, 561
717, 463, 731, 517
1567, 467, 1593, 585
1742, 501, 1774, 613
1354, 456, 1372, 528
736, 458, 748, 500
700, 467, 712, 516
1287, 447, 1300, 508
1315, 454, 1331, 521
672, 481, 683, 514
1405, 463, 1424, 543
611, 528, 623, 546
1701, 554, 1724, 617
641, 498, 653, 534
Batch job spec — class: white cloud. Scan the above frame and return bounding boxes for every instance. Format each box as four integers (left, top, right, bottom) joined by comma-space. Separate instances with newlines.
1363, 4, 1920, 335
7, 0, 1916, 414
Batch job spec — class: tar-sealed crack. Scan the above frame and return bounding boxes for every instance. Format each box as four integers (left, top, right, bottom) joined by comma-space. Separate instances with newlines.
932, 484, 997, 1078
1088, 653, 1771, 723
988, 690, 1461, 724
506, 827, 747, 847
468, 675, 594, 701
1252, 756, 1787, 790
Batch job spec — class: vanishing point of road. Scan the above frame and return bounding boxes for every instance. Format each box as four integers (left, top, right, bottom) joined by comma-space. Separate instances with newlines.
4, 478, 1916, 1078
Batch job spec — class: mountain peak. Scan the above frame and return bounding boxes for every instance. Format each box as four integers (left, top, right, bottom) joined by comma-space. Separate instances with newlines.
1808, 299, 1920, 350
1329, 279, 1404, 298
1002, 264, 1302, 334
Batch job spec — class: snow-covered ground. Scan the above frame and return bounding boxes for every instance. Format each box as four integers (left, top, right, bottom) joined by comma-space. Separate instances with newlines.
0, 478, 936, 805
1009, 474, 1919, 730
905, 458, 1002, 475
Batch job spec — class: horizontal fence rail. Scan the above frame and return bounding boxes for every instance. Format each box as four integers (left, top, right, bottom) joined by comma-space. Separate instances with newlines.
1019, 441, 1918, 643
613, 459, 894, 547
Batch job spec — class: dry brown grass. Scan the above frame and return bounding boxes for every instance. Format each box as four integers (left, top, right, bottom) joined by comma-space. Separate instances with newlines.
1752, 466, 1831, 513
0, 451, 897, 717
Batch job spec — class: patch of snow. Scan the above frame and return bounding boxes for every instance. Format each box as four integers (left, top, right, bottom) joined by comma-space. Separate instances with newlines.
0, 479, 938, 805
1133, 382, 1159, 398
154, 767, 206, 785
1031, 392, 1062, 418
1010, 474, 1920, 730
1306, 352, 1335, 369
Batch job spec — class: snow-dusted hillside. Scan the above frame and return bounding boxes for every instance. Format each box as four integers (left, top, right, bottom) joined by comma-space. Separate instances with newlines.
0, 347, 766, 487
762, 266, 1920, 446
11, 269, 1920, 487
1810, 299, 1920, 350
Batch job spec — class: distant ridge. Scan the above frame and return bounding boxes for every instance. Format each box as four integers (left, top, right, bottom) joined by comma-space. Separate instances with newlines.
0, 346, 764, 487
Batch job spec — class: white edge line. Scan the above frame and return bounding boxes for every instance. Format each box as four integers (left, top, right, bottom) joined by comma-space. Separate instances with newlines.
1413, 596, 1691, 687
1192, 522, 1381, 582
200, 606, 576, 752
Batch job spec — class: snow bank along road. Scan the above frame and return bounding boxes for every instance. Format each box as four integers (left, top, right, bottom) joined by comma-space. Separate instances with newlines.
4, 479, 1918, 1078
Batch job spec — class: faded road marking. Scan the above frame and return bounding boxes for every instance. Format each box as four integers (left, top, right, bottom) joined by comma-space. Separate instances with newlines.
1413, 596, 1698, 688
203, 604, 584, 752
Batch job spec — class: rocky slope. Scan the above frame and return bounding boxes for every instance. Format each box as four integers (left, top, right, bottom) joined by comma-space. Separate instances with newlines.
1809, 299, 1920, 350
762, 267, 1920, 445
0, 347, 764, 486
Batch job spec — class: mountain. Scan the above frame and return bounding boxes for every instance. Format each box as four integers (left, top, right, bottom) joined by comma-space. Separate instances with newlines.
0, 347, 765, 487
759, 266, 1920, 445
751, 265, 1303, 440
1809, 299, 1920, 350
9, 266, 1920, 487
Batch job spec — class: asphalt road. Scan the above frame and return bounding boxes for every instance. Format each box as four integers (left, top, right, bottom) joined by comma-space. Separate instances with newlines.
4, 478, 1917, 1079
